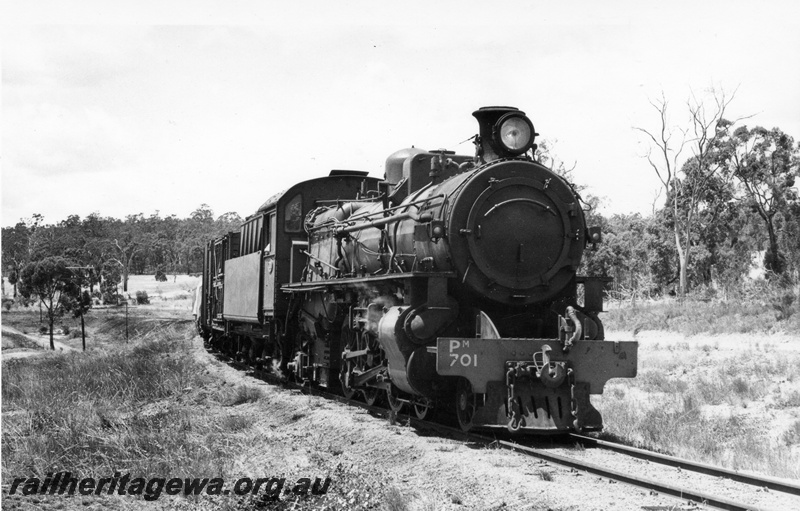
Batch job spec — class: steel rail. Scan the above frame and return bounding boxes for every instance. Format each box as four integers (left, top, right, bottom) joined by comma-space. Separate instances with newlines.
570, 433, 800, 496
490, 438, 778, 511
205, 347, 784, 511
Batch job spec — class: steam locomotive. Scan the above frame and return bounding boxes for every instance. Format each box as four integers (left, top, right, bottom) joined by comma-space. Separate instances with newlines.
197, 106, 637, 433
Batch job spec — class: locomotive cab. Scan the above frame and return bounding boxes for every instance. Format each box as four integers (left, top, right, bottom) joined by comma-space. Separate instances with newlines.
199, 170, 382, 376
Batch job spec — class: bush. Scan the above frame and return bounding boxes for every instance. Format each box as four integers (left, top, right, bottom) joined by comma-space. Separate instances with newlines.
772, 290, 796, 320
155, 267, 167, 282
61, 325, 70, 335
135, 290, 150, 305
38, 325, 49, 335
101, 289, 119, 305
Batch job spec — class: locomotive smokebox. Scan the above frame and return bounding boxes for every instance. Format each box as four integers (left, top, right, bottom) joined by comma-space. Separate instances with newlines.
473, 106, 537, 163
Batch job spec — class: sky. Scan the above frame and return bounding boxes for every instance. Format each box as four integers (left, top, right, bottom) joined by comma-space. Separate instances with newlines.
2, 1, 799, 227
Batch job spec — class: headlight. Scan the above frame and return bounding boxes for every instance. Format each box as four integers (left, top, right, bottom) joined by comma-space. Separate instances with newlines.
495, 114, 535, 155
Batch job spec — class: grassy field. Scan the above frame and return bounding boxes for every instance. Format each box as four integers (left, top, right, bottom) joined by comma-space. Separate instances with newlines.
3, 275, 255, 508
590, 281, 800, 480
2, 274, 200, 354
602, 289, 800, 336
1, 308, 271, 509
593, 287, 800, 480
120, 274, 200, 304
3, 324, 221, 477
2, 274, 199, 309
595, 330, 800, 480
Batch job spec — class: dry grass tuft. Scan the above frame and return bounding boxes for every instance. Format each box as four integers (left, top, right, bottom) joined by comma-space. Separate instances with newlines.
782, 419, 800, 446
221, 414, 252, 432
384, 486, 412, 511
216, 384, 263, 406
537, 470, 554, 481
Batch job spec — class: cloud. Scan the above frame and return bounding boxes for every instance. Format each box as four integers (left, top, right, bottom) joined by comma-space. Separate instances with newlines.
2, 9, 798, 227
3, 26, 144, 88
5, 103, 139, 177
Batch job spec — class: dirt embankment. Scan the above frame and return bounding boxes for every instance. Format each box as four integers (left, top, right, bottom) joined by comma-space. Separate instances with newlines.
2, 325, 75, 358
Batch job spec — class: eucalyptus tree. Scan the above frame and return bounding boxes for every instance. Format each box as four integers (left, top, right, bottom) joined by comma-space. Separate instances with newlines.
720, 125, 799, 275
635, 89, 737, 297
18, 257, 80, 350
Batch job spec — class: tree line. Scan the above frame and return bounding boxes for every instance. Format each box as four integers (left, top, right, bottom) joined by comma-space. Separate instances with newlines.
2, 204, 242, 302
2, 205, 242, 350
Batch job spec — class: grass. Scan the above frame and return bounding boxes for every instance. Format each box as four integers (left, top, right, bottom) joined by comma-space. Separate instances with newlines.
595, 345, 800, 479
779, 390, 800, 408
2, 306, 195, 355
123, 274, 200, 296
599, 394, 800, 476
783, 419, 800, 445
384, 486, 411, 511
597, 289, 800, 480
221, 415, 253, 432
1, 322, 242, 481
604, 293, 800, 336
220, 385, 263, 406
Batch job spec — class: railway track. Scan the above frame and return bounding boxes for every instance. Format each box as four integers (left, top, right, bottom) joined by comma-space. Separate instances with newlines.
492, 437, 798, 511
208, 347, 800, 511
569, 433, 800, 497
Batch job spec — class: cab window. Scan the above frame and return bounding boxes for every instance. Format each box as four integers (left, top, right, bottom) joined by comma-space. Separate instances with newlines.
285, 194, 302, 233
264, 213, 273, 253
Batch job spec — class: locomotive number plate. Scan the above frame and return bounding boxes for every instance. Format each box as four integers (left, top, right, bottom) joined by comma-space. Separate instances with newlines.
447, 340, 479, 367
